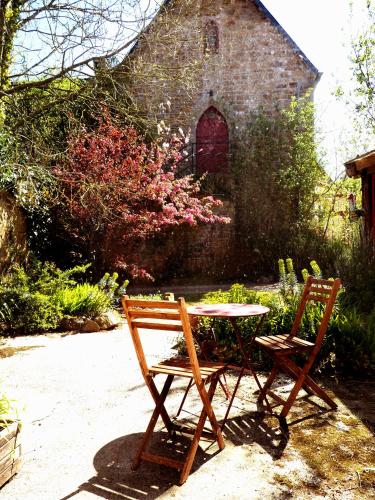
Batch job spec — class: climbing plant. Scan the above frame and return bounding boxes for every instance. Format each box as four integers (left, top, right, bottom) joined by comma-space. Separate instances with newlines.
230, 96, 329, 277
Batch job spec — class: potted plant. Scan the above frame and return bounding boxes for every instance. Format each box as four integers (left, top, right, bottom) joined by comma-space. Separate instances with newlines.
0, 393, 21, 488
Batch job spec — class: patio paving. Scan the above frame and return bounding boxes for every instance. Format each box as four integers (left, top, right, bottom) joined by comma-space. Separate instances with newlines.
0, 325, 374, 499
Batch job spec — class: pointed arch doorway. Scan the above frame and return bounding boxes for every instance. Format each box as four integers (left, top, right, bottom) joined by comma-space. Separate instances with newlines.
196, 107, 229, 175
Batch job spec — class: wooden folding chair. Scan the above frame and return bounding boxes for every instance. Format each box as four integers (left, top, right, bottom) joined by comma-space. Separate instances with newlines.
121, 296, 226, 485
255, 276, 341, 422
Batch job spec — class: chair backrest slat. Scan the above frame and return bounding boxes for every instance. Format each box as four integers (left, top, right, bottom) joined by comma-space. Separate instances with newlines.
306, 294, 329, 303
125, 299, 179, 309
128, 309, 181, 321
122, 295, 203, 386
131, 320, 183, 332
308, 286, 334, 295
289, 276, 341, 343
309, 278, 336, 286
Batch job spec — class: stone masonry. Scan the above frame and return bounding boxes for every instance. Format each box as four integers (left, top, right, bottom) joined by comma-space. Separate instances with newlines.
115, 0, 320, 284
124, 0, 319, 135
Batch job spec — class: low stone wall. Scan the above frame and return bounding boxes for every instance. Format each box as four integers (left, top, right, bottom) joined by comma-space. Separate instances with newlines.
129, 200, 237, 284
0, 191, 27, 272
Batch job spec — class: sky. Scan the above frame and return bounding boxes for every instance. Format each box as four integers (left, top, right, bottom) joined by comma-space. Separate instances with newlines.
260, 0, 373, 177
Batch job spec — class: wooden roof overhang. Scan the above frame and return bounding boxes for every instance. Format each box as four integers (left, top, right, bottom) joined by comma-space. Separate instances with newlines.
345, 150, 375, 178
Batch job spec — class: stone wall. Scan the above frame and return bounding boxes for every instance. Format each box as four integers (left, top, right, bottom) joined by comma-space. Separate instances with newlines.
130, 200, 236, 283
123, 0, 319, 134
0, 191, 27, 272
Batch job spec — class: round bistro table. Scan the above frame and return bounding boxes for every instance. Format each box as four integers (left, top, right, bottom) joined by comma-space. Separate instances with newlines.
187, 303, 271, 427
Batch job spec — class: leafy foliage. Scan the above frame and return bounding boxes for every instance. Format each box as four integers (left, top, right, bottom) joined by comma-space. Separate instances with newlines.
0, 393, 18, 426
332, 308, 375, 373
5, 291, 62, 334
230, 97, 329, 278
54, 284, 111, 317
53, 113, 229, 278
337, 237, 375, 313
0, 259, 90, 296
351, 0, 375, 133
188, 257, 375, 375
0, 259, 109, 334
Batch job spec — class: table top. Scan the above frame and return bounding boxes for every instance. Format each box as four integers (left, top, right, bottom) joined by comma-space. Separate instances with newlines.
187, 303, 270, 318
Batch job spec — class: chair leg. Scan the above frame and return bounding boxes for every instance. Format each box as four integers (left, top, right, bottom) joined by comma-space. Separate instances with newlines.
218, 372, 231, 399
198, 376, 225, 449
303, 374, 337, 409
258, 364, 279, 403
179, 376, 223, 485
133, 375, 174, 470
221, 366, 245, 430
280, 358, 337, 411
146, 376, 174, 433
175, 379, 194, 418
280, 370, 307, 418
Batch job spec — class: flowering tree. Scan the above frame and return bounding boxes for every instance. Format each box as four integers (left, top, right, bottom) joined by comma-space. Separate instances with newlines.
54, 116, 229, 279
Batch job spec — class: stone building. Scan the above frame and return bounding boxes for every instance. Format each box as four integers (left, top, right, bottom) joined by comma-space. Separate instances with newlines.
118, 0, 321, 284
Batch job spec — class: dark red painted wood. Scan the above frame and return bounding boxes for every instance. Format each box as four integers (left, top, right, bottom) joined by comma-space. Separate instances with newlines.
196, 107, 229, 174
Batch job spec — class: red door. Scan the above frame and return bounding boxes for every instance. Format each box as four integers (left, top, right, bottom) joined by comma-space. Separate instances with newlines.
196, 107, 229, 174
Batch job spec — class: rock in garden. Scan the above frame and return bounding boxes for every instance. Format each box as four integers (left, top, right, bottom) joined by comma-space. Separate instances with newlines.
60, 316, 85, 332
94, 311, 122, 330
80, 319, 101, 333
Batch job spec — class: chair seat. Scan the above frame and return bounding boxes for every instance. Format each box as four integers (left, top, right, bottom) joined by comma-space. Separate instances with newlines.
149, 356, 227, 379
255, 334, 314, 353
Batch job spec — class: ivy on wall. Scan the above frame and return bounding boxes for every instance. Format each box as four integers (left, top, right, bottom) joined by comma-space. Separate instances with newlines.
229, 97, 326, 277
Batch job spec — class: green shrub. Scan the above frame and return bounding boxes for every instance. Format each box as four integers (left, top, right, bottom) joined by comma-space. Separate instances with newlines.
331, 308, 375, 373
188, 258, 374, 375
0, 258, 94, 334
0, 290, 62, 334
0, 301, 12, 326
191, 278, 339, 371
194, 284, 288, 364
53, 284, 111, 317
21, 292, 62, 333
0, 393, 19, 426
337, 238, 375, 314
0, 258, 90, 296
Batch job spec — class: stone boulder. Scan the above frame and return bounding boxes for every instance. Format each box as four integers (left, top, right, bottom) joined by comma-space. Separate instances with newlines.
94, 310, 122, 330
80, 319, 101, 333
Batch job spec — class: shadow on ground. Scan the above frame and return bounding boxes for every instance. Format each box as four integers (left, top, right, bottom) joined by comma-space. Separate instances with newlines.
223, 411, 289, 459
60, 410, 293, 500
60, 431, 215, 500
326, 378, 375, 435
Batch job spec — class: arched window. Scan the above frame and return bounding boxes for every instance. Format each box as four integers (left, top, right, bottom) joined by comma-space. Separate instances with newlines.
196, 107, 229, 174
203, 20, 219, 54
